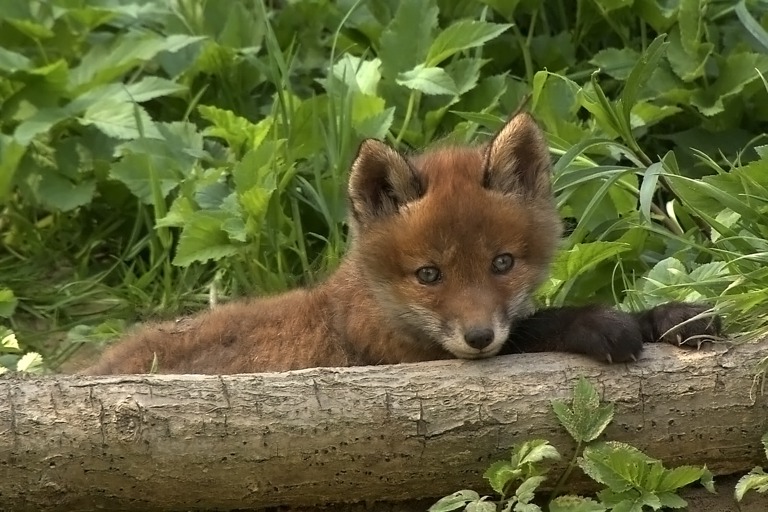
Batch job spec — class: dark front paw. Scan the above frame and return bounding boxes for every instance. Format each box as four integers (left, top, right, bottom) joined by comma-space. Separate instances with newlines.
569, 307, 645, 364
643, 302, 722, 348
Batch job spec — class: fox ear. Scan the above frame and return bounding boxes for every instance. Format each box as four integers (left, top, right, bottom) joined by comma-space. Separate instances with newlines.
348, 139, 423, 223
483, 113, 552, 198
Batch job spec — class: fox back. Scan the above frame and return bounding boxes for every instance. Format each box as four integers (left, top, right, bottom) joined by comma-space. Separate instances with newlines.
84, 113, 563, 374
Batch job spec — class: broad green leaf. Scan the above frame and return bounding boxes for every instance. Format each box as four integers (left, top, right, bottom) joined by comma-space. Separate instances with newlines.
428, 490, 481, 512
396, 65, 457, 95
657, 465, 707, 492
379, 0, 438, 78
173, 211, 240, 266
109, 152, 181, 205
549, 242, 631, 282
36, 173, 96, 212
14, 109, 72, 146
666, 27, 712, 82
80, 101, 161, 140
516, 439, 561, 466
656, 492, 688, 508
0, 289, 18, 318
691, 52, 768, 116
69, 77, 187, 112
331, 55, 382, 96
0, 47, 32, 72
70, 32, 205, 91
590, 48, 641, 80
579, 442, 654, 492
426, 20, 512, 66
513, 503, 541, 512
446, 58, 486, 96
678, 0, 704, 55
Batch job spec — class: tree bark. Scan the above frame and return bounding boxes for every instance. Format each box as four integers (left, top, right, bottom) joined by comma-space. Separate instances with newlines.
1, 341, 767, 512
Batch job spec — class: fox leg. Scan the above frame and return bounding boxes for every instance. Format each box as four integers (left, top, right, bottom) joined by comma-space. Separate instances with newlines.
502, 302, 722, 363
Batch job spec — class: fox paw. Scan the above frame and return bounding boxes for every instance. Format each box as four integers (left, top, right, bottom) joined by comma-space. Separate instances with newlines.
645, 302, 722, 348
569, 307, 645, 364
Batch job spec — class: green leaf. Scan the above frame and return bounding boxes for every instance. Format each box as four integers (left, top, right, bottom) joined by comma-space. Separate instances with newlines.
466, 500, 495, 512
0, 135, 26, 203
735, 0, 768, 53
331, 55, 382, 96
484, 460, 520, 495
578, 442, 655, 492
0, 289, 18, 318
80, 101, 161, 140
735, 468, 768, 501
428, 490, 481, 512
621, 35, 667, 122
173, 211, 240, 267
590, 48, 641, 81
109, 152, 181, 205
396, 65, 457, 95
551, 377, 615, 443
379, 0, 439, 78
549, 496, 606, 512
426, 20, 512, 66
639, 161, 662, 224
0, 46, 32, 73
515, 475, 546, 504
657, 465, 707, 492
16, 352, 44, 373
36, 173, 96, 212
549, 242, 631, 283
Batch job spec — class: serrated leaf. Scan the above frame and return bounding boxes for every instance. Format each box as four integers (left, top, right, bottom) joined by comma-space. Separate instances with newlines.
0, 289, 18, 318
80, 101, 161, 140
428, 490, 481, 512
198, 105, 273, 152
657, 465, 706, 491
466, 500, 495, 512
426, 20, 511, 66
173, 211, 240, 266
735, 468, 768, 501
396, 65, 457, 95
484, 460, 520, 495
109, 152, 181, 205
656, 492, 688, 508
379, 0, 438, 78
552, 377, 614, 443
517, 439, 561, 466
515, 475, 546, 504
549, 495, 607, 512
590, 48, 641, 80
16, 352, 44, 373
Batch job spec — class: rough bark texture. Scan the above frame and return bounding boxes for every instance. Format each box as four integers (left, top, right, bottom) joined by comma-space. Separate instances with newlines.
1, 341, 767, 512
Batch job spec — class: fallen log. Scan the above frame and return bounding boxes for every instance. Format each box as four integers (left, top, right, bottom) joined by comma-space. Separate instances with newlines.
1, 341, 767, 511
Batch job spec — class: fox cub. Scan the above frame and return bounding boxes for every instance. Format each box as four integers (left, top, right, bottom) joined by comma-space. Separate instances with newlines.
84, 113, 720, 375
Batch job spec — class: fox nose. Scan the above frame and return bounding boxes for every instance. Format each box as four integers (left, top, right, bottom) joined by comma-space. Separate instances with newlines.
464, 327, 495, 350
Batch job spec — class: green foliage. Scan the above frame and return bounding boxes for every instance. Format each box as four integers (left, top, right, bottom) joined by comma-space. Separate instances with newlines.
431, 377, 714, 511
734, 432, 768, 501
1, 0, 767, 368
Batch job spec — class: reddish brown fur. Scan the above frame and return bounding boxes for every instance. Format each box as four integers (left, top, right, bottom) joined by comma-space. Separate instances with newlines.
83, 113, 562, 375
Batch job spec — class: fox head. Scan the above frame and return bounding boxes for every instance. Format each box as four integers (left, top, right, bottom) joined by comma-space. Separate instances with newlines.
346, 113, 563, 359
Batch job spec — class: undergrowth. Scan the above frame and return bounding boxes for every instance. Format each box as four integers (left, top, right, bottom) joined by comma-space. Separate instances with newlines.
1, 0, 768, 371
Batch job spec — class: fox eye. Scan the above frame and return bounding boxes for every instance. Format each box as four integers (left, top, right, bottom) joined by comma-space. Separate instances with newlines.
492, 253, 514, 274
416, 266, 441, 284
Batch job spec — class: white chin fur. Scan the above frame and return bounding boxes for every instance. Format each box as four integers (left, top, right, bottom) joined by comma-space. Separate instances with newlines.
440, 313, 510, 360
